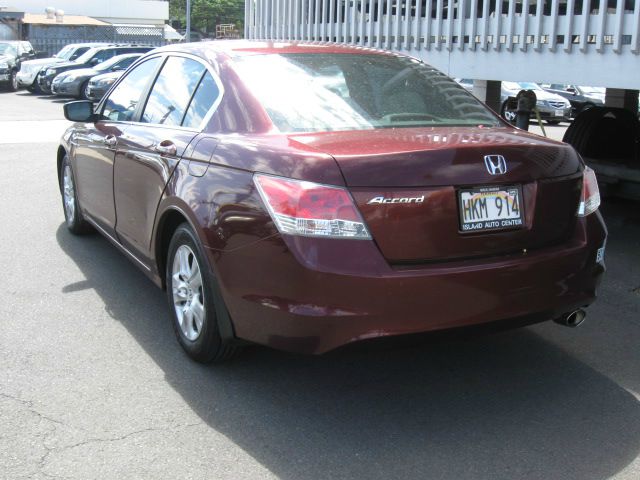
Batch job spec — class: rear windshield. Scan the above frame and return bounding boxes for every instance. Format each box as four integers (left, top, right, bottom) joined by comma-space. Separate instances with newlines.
233, 53, 500, 133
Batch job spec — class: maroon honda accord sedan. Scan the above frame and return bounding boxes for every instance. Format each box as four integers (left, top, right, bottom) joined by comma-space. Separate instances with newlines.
58, 41, 606, 362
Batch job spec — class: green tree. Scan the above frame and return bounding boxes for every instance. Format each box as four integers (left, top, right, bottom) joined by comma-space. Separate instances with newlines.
170, 0, 244, 35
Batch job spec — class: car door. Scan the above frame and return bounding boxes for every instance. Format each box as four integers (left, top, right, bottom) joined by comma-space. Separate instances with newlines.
113, 55, 222, 262
72, 57, 162, 235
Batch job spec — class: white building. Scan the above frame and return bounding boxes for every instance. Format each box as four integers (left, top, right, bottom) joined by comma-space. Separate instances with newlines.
4, 0, 169, 25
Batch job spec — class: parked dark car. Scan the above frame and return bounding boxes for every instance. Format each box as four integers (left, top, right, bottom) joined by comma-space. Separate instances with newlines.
85, 70, 123, 102
0, 41, 35, 91
38, 45, 153, 94
540, 84, 605, 117
18, 43, 109, 93
58, 41, 606, 363
51, 53, 142, 99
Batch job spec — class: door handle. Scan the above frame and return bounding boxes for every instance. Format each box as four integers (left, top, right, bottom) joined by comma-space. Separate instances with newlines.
153, 141, 177, 156
102, 135, 117, 147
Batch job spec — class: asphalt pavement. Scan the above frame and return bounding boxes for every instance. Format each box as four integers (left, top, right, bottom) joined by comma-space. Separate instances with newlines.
0, 90, 639, 480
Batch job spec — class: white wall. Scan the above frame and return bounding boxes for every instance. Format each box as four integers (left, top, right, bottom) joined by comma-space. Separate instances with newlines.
15, 0, 169, 25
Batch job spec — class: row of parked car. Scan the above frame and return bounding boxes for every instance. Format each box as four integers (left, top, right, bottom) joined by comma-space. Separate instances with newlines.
455, 78, 606, 124
0, 41, 155, 101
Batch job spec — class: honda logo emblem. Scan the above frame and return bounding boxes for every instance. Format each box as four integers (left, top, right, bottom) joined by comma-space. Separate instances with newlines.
484, 155, 507, 175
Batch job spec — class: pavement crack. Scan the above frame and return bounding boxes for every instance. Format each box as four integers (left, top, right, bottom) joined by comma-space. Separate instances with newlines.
59, 422, 201, 452
0, 391, 66, 427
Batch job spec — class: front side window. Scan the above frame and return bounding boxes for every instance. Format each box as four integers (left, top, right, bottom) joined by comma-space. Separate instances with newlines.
69, 47, 90, 61
90, 49, 115, 64
102, 57, 161, 122
94, 55, 137, 73
141, 56, 206, 126
74, 48, 101, 64
233, 53, 500, 133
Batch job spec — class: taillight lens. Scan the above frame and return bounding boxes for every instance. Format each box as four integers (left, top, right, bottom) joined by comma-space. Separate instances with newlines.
577, 166, 601, 217
254, 174, 371, 239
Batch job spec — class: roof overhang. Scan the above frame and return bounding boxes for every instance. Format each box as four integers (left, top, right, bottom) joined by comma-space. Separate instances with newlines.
22, 13, 109, 26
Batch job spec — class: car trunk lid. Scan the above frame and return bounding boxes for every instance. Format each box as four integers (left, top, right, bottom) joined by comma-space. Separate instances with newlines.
288, 127, 583, 263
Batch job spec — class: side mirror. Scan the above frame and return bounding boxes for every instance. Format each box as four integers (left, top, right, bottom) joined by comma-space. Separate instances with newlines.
111, 65, 125, 72
64, 101, 96, 122
89, 58, 100, 66
566, 87, 577, 95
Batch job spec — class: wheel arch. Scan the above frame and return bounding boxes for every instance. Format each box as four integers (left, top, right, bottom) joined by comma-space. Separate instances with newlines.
154, 207, 192, 291
154, 204, 239, 346
56, 145, 67, 190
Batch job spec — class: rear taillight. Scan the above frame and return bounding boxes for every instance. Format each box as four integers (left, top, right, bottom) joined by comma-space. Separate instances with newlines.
254, 174, 371, 239
577, 166, 601, 217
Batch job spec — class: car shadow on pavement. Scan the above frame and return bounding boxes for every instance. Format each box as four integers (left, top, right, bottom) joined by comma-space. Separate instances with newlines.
55, 223, 640, 480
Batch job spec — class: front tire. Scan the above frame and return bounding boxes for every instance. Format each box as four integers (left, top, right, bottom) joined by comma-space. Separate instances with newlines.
79, 80, 89, 99
8, 70, 18, 91
166, 224, 237, 363
60, 155, 92, 234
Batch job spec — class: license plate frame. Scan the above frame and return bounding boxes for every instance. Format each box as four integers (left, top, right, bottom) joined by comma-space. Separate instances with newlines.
458, 185, 525, 233
554, 109, 564, 117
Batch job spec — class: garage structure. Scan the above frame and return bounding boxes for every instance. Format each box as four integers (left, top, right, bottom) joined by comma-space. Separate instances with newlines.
244, 0, 639, 113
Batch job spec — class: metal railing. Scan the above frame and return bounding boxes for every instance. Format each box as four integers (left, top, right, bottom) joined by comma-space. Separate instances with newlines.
244, 0, 640, 88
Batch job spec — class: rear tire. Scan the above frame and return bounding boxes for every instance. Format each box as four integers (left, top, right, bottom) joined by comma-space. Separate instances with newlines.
166, 224, 238, 363
60, 154, 92, 235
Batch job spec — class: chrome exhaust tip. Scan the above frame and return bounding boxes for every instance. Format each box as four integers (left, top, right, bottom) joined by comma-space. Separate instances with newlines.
554, 309, 587, 328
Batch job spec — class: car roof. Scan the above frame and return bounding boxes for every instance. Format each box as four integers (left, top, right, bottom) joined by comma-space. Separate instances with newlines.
67, 43, 111, 48
152, 40, 396, 60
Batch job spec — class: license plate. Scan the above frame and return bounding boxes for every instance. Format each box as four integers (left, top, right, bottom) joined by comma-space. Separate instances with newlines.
554, 110, 564, 117
0, 74, 8, 81
458, 186, 524, 232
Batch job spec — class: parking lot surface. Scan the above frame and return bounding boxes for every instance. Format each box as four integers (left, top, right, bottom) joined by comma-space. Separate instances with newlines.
0, 90, 639, 480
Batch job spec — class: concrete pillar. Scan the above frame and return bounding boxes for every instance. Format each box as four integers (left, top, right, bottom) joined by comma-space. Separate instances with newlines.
472, 80, 503, 114
604, 88, 639, 114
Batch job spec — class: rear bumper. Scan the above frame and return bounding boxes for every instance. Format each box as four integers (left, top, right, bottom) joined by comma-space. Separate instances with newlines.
537, 105, 571, 121
210, 211, 607, 354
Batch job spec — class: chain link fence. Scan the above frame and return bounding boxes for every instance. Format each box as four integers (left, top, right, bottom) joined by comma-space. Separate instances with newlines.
26, 24, 166, 56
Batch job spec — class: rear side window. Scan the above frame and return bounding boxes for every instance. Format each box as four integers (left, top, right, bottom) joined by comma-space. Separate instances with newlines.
182, 73, 220, 129
102, 57, 161, 122
141, 56, 205, 126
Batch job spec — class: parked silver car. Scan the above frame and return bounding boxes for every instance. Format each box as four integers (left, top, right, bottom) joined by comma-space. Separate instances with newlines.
455, 79, 571, 124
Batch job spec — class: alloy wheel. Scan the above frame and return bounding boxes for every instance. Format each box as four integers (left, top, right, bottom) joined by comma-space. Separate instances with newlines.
62, 165, 76, 225
171, 245, 205, 341
504, 110, 517, 122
